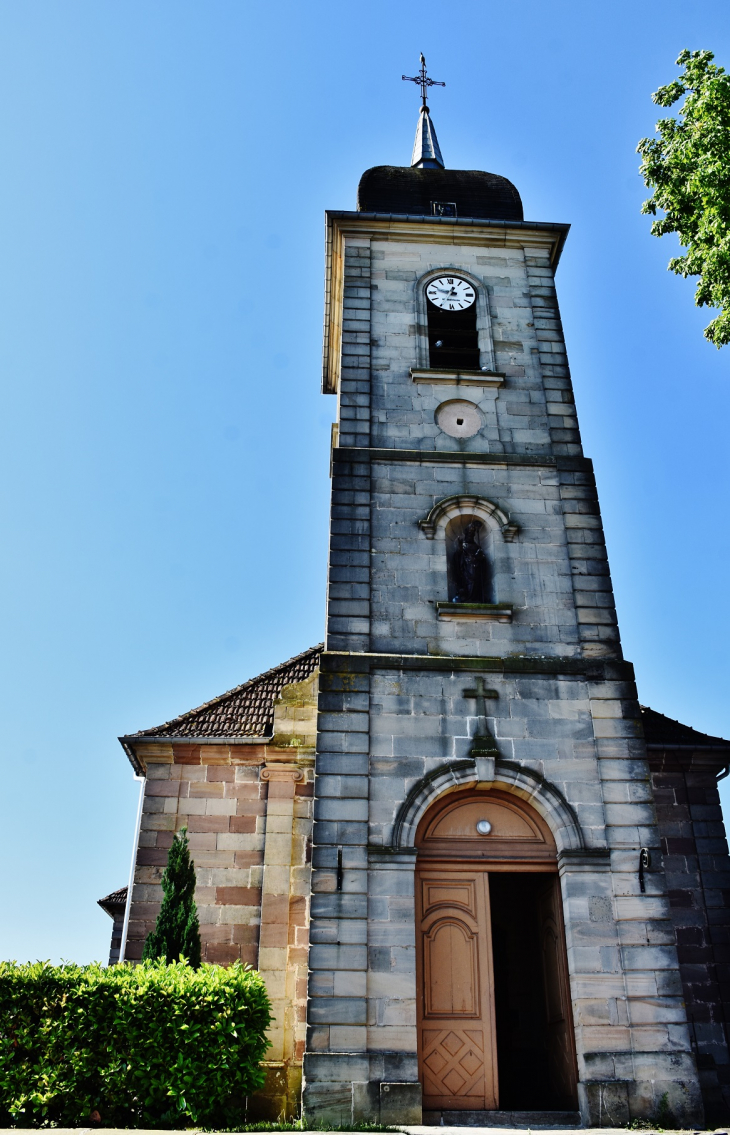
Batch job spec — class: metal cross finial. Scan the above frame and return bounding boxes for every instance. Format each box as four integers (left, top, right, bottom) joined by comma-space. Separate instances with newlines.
402, 53, 445, 108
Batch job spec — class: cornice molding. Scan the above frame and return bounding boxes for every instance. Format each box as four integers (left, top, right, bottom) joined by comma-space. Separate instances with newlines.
331, 445, 593, 474
319, 650, 633, 681
326, 209, 570, 259
118, 733, 272, 774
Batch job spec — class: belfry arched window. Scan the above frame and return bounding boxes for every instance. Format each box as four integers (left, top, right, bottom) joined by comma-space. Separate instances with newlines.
426, 274, 480, 370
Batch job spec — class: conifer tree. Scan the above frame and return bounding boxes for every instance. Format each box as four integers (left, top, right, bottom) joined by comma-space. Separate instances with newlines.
142, 827, 201, 968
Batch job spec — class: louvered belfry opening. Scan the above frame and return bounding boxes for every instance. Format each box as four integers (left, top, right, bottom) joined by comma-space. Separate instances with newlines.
427, 293, 479, 369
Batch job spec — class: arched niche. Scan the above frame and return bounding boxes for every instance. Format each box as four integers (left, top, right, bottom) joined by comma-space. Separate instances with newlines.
419, 494, 518, 608
445, 513, 493, 603
414, 267, 495, 371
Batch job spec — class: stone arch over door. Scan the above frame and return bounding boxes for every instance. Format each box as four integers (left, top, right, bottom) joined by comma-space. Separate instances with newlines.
392, 756, 586, 856
414, 267, 495, 371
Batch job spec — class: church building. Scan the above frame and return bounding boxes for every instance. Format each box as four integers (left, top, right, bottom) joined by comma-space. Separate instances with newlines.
114, 63, 730, 1128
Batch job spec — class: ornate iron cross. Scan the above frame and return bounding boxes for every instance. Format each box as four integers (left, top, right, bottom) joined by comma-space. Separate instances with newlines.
402, 53, 445, 108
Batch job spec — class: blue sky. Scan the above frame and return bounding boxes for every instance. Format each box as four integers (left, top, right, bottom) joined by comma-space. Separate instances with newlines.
0, 1, 728, 963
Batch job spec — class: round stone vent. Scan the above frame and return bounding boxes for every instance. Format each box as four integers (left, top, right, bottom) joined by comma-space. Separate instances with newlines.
435, 399, 483, 438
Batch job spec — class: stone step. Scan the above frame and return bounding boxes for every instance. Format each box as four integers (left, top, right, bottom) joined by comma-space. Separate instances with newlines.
422, 1110, 583, 1128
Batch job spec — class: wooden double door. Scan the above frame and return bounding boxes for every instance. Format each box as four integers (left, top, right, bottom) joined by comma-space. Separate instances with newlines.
415, 790, 577, 1113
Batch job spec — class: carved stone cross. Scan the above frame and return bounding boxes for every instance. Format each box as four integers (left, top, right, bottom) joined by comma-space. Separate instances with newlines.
463, 676, 496, 720
463, 677, 500, 760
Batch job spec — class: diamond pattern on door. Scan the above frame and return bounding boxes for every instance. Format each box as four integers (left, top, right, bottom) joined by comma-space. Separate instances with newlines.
424, 1051, 447, 1074
442, 1069, 466, 1094
459, 1049, 482, 1077
442, 1031, 464, 1056
421, 1027, 487, 1102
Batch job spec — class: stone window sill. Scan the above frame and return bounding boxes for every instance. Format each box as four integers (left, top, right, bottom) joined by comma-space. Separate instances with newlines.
411, 367, 505, 388
436, 602, 513, 622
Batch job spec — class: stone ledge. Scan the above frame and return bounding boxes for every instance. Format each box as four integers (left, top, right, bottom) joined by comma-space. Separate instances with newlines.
320, 650, 634, 680
332, 445, 593, 473
436, 602, 514, 622
410, 366, 505, 387
558, 847, 612, 872
420, 1109, 582, 1127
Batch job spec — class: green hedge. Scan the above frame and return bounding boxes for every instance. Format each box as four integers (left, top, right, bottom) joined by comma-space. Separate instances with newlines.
0, 958, 271, 1128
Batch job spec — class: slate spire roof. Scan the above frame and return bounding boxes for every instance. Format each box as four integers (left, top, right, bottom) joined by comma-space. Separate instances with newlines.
411, 106, 444, 169
119, 644, 322, 765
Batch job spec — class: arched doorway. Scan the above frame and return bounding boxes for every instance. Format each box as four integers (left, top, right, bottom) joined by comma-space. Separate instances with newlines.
415, 788, 578, 1115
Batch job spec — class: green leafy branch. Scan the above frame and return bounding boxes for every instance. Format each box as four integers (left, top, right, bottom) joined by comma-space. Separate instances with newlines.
638, 49, 730, 347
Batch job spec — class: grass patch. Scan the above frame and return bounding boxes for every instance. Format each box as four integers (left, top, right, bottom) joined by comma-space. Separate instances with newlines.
207, 1124, 405, 1133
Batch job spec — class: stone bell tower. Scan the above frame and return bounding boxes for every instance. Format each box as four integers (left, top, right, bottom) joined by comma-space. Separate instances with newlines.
303, 62, 704, 1128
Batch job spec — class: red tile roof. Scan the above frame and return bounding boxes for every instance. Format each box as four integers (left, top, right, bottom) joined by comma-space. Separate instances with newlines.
98, 886, 128, 918
121, 643, 322, 745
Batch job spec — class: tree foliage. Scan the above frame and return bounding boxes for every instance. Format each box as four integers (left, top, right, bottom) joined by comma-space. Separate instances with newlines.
142, 826, 202, 968
638, 49, 730, 347
0, 958, 271, 1128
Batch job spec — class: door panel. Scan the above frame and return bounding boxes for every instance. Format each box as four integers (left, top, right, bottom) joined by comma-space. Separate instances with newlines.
416, 869, 498, 1110
425, 919, 479, 1015
537, 877, 578, 1108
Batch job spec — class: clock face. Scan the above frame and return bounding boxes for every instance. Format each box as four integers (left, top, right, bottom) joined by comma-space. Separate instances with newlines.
426, 275, 476, 311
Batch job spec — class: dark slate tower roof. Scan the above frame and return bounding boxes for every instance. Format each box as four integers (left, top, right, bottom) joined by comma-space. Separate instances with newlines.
357, 166, 523, 222
359, 76, 523, 222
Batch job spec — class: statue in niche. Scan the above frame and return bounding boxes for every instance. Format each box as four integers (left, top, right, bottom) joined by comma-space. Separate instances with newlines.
452, 520, 489, 603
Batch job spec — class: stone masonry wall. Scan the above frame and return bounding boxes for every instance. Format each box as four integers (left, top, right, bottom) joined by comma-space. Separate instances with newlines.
306, 213, 703, 1128
649, 750, 730, 1124
127, 743, 269, 965
368, 237, 618, 661
125, 674, 318, 1120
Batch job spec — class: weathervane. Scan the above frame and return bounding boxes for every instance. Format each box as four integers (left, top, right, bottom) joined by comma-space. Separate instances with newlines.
402, 53, 445, 108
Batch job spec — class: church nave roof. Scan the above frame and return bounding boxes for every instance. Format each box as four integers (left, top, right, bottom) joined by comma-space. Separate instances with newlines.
120, 642, 322, 747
